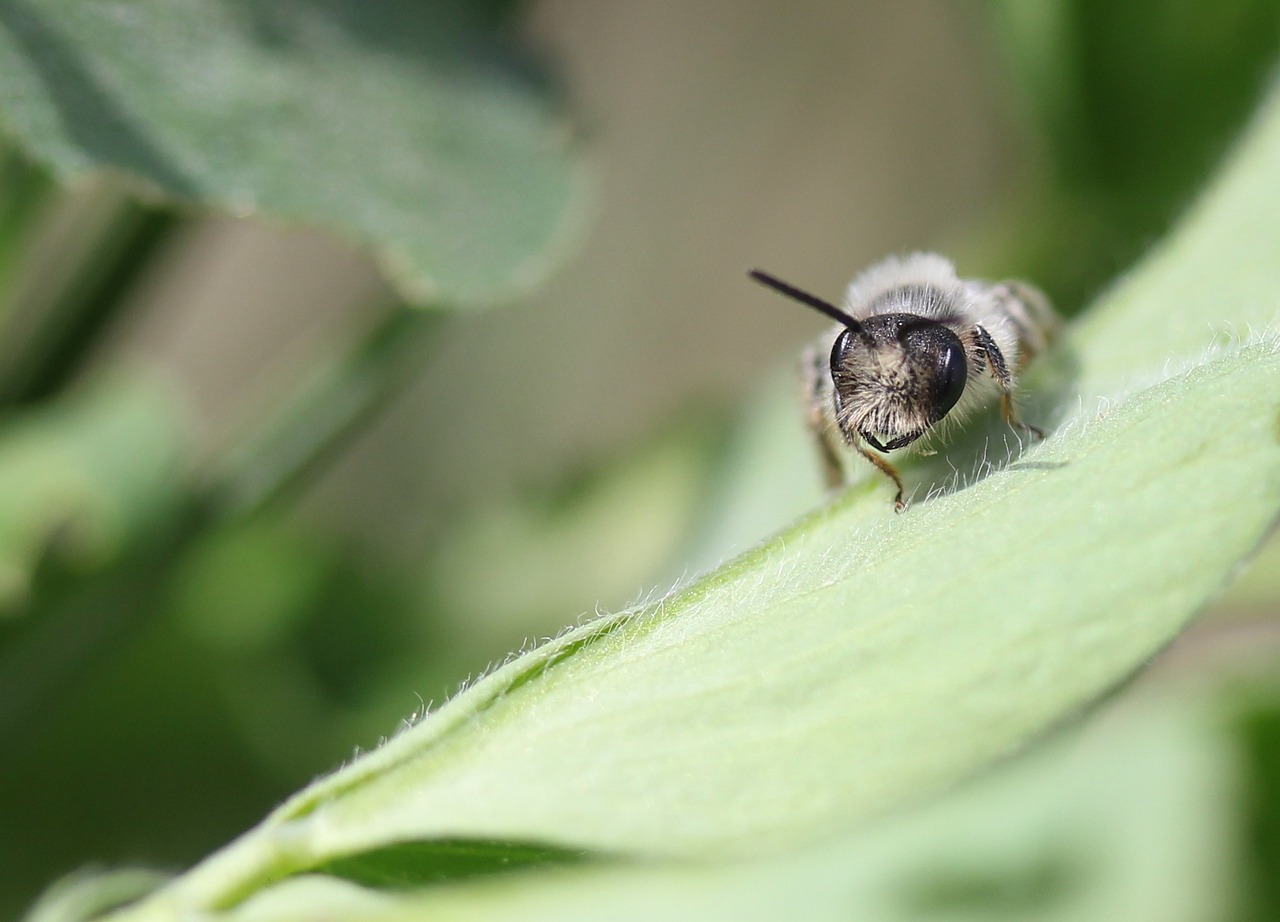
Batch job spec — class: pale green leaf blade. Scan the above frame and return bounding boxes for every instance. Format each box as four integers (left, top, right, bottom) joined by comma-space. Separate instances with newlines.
218, 689, 1238, 922
0, 1, 584, 306
253, 345, 1280, 850
102, 83, 1280, 918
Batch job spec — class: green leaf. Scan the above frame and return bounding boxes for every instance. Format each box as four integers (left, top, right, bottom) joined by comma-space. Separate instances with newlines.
195, 689, 1247, 922
983, 0, 1280, 308
91, 80, 1280, 921
0, 1, 584, 307
0, 374, 186, 611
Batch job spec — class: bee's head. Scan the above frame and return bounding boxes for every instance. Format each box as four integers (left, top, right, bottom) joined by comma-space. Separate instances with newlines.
747, 269, 968, 452
829, 314, 968, 451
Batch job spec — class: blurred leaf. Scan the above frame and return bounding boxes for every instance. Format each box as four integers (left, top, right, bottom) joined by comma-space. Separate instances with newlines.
428, 417, 722, 661
1236, 694, 1280, 922
165, 513, 433, 781
993, 0, 1280, 193
0, 0, 585, 307
0, 374, 185, 612
680, 368, 823, 575
1, 587, 307, 922
25, 869, 169, 922
0, 145, 53, 306
100, 81, 1280, 917
170, 518, 333, 655
986, 0, 1280, 308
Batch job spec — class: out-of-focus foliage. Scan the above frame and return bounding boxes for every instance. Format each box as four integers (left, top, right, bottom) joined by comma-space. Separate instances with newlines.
1, 1, 1279, 920
987, 0, 1280, 310
425, 416, 723, 656
0, 0, 592, 914
0, 376, 184, 611
0, 0, 584, 306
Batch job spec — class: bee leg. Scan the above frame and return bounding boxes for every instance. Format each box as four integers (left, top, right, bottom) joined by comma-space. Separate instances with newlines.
987, 281, 1058, 368
801, 345, 846, 489
811, 421, 846, 491
1000, 394, 1045, 440
973, 325, 1045, 441
852, 441, 907, 512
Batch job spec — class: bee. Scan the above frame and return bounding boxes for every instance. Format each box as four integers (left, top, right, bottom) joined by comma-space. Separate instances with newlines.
749, 253, 1058, 511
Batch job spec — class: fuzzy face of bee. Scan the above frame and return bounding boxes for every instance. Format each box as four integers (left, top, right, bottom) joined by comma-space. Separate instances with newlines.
827, 313, 969, 452
749, 253, 1057, 510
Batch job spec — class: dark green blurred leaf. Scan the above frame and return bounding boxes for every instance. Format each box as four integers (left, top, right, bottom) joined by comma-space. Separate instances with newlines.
0, 144, 52, 305
165, 512, 430, 778
0, 588, 295, 922
996, 0, 1280, 191
1236, 695, 1280, 922
0, 374, 185, 613
0, 0, 586, 307
169, 517, 330, 654
987, 0, 1280, 307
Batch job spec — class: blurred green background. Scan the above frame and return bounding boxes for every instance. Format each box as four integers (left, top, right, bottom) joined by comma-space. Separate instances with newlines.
1, 0, 1279, 918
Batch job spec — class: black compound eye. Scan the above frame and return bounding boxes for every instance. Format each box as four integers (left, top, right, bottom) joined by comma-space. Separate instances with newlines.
932, 338, 967, 421
829, 327, 855, 372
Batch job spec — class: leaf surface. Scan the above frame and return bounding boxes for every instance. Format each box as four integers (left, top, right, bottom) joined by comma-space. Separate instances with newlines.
0, 1, 584, 306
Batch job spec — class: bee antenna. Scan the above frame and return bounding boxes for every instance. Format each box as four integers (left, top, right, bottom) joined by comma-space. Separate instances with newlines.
748, 269, 863, 332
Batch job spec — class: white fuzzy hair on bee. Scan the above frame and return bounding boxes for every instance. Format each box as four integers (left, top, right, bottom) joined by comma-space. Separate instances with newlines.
749, 253, 1058, 511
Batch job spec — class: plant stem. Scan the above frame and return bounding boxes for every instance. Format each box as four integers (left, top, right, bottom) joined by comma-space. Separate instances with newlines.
0, 148, 54, 305
199, 303, 445, 522
0, 198, 178, 406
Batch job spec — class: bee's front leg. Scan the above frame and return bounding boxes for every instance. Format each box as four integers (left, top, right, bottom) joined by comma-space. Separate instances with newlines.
801, 344, 847, 491
972, 325, 1045, 441
851, 439, 907, 512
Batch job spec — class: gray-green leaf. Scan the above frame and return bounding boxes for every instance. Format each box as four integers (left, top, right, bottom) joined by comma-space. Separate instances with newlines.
0, 1, 584, 307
